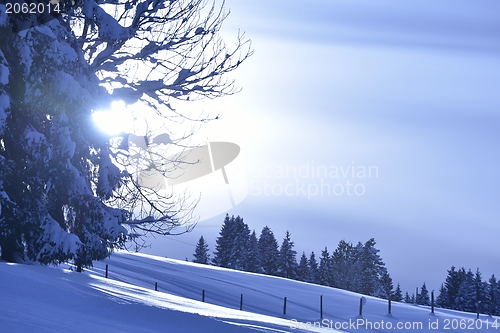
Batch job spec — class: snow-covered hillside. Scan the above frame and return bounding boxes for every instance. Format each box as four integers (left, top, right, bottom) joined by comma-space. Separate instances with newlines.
1, 251, 497, 332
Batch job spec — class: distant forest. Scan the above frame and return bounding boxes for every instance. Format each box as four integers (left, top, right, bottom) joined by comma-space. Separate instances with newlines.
193, 214, 500, 316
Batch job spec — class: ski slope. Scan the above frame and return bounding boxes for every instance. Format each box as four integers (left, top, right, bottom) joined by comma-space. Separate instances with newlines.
1, 251, 497, 332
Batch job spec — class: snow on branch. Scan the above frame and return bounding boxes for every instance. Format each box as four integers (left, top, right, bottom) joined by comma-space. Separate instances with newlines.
0, 0, 250, 265
72, 0, 252, 107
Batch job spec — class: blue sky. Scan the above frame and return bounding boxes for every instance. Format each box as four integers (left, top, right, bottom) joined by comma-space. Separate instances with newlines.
144, 0, 500, 294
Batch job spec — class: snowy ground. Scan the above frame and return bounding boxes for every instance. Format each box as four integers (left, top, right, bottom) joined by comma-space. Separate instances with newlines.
1, 251, 497, 332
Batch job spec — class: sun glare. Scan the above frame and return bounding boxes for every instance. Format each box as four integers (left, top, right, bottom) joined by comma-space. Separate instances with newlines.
92, 101, 133, 136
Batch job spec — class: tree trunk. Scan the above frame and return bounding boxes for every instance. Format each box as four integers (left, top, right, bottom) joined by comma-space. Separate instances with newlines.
0, 238, 23, 262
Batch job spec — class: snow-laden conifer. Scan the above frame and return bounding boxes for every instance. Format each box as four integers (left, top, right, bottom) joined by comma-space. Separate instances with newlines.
0, 0, 250, 268
276, 230, 297, 279
258, 226, 279, 276
193, 235, 210, 264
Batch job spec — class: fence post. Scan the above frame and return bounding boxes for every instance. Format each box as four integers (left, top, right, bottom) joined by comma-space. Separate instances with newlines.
155, 282, 158, 291
202, 289, 205, 302
105, 264, 108, 278
240, 294, 243, 311
320, 295, 323, 319
283, 297, 287, 315
388, 298, 392, 315
359, 297, 363, 316
431, 291, 435, 314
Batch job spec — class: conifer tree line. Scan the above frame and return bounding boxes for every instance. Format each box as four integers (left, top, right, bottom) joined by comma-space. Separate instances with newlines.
193, 214, 400, 299
397, 269, 500, 316
435, 266, 500, 315
403, 268, 500, 316
194, 215, 500, 315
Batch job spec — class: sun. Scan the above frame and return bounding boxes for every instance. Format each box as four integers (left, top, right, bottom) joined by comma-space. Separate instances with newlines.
92, 101, 133, 136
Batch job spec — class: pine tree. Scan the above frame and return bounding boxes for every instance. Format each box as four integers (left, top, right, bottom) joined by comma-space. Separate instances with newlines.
325, 253, 337, 288
472, 268, 487, 314
318, 247, 331, 286
444, 266, 468, 311
258, 226, 279, 276
1, 0, 251, 269
213, 214, 235, 268
296, 252, 310, 282
277, 230, 298, 279
393, 283, 403, 302
245, 230, 261, 273
455, 268, 475, 312
353, 238, 386, 296
377, 270, 394, 300
349, 242, 364, 292
404, 292, 412, 303
488, 275, 500, 316
437, 267, 494, 314
213, 214, 249, 270
193, 236, 210, 264
0, 18, 128, 269
230, 215, 250, 270
436, 283, 449, 308
417, 283, 430, 306
331, 239, 355, 290
308, 251, 319, 284
0, 0, 251, 269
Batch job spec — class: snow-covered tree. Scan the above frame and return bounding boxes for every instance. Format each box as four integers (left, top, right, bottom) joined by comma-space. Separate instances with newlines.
352, 238, 386, 296
472, 268, 488, 314
193, 235, 210, 264
393, 283, 403, 302
416, 283, 430, 306
245, 230, 261, 273
277, 230, 297, 279
230, 215, 250, 270
436, 283, 449, 308
0, 14, 127, 269
308, 251, 319, 284
212, 214, 233, 267
212, 214, 248, 269
296, 252, 309, 282
0, 0, 251, 268
438, 266, 477, 312
455, 268, 475, 312
0, 34, 14, 261
440, 266, 463, 309
437, 267, 493, 314
404, 292, 412, 303
318, 247, 331, 286
348, 242, 364, 291
376, 270, 394, 300
331, 239, 355, 290
212, 214, 249, 270
487, 275, 500, 316
258, 226, 279, 276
